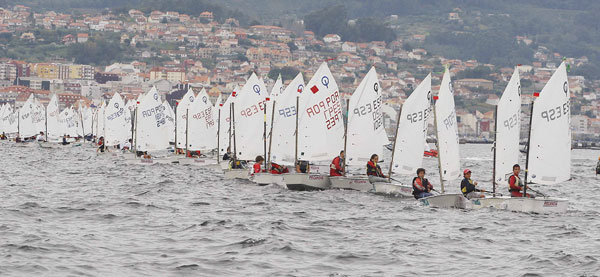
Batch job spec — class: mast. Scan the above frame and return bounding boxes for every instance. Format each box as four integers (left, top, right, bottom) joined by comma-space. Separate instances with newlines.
267, 100, 276, 167
342, 99, 349, 176
231, 102, 237, 163
294, 96, 299, 167
228, 101, 232, 154
174, 102, 178, 153
217, 109, 221, 163
263, 98, 267, 171
492, 104, 498, 196
387, 105, 403, 181
524, 99, 535, 197
134, 106, 138, 152
44, 104, 48, 142
433, 97, 445, 194
185, 108, 189, 155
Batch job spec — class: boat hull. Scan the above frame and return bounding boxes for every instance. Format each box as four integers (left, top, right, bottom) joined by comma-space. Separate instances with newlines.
282, 173, 330, 191
329, 176, 372, 191
420, 194, 469, 209
372, 182, 413, 197
503, 197, 567, 214
223, 169, 249, 179
250, 173, 284, 186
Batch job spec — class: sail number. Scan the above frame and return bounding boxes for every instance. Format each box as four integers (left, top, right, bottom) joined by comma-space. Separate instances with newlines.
407, 107, 430, 123
240, 100, 266, 117
504, 112, 519, 130
442, 110, 457, 130
353, 95, 383, 131
540, 100, 569, 122
278, 106, 296, 118
306, 90, 342, 130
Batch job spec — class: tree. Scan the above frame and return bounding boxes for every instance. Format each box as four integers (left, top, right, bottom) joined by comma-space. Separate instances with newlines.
268, 66, 299, 81
287, 41, 298, 51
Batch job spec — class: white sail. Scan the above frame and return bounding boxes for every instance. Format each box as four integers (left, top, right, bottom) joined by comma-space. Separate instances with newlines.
265, 74, 283, 134
0, 104, 6, 133
163, 100, 175, 143
96, 102, 106, 138
527, 62, 571, 185
434, 68, 461, 182
392, 74, 432, 174
1, 105, 18, 134
18, 94, 43, 137
233, 73, 268, 160
494, 68, 522, 183
58, 107, 79, 137
135, 87, 170, 151
270, 73, 305, 164
346, 66, 387, 166
33, 98, 46, 134
176, 88, 195, 149
187, 88, 217, 150
46, 94, 61, 140
104, 92, 129, 146
218, 87, 237, 155
298, 62, 344, 161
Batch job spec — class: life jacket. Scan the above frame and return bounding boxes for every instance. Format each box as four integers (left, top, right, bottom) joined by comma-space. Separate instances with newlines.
297, 161, 309, 173
253, 162, 264, 174
508, 174, 523, 192
461, 178, 477, 195
270, 163, 288, 174
366, 161, 384, 177
330, 156, 343, 176
412, 177, 430, 195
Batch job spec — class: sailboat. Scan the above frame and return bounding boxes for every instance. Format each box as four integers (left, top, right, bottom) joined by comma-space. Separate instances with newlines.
0, 104, 18, 139
38, 94, 61, 148
127, 87, 172, 164
180, 88, 219, 168
104, 92, 130, 151
282, 62, 343, 190
420, 67, 467, 208
502, 62, 570, 213
251, 74, 289, 185
330, 66, 401, 193
163, 100, 175, 145
176, 87, 195, 152
381, 73, 435, 196
225, 73, 268, 179
17, 93, 45, 145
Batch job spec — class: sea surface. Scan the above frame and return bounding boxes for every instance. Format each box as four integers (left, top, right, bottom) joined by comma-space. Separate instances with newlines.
0, 142, 599, 276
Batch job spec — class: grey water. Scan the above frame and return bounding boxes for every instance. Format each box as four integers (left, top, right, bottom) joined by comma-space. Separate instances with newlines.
0, 142, 599, 276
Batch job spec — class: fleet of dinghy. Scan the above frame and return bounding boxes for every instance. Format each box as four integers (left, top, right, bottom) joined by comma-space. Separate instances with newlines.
0, 62, 573, 214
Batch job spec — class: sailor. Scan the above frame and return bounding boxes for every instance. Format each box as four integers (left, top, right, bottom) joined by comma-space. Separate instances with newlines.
460, 169, 485, 199
0, 132, 6, 140
366, 154, 389, 183
253, 155, 266, 174
508, 164, 534, 198
596, 157, 600, 175
270, 162, 289, 174
96, 136, 106, 153
142, 151, 152, 159
412, 168, 434, 199
223, 147, 232, 160
61, 134, 70, 145
122, 139, 132, 151
329, 150, 345, 176
296, 160, 310, 173
37, 132, 45, 142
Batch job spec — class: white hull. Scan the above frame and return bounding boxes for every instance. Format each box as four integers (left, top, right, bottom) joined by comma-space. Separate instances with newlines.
282, 173, 330, 191
250, 173, 285, 186
420, 194, 469, 209
372, 182, 413, 197
467, 196, 511, 210
224, 169, 249, 179
504, 197, 567, 214
38, 142, 61, 148
178, 157, 219, 168
330, 176, 372, 191
124, 157, 179, 165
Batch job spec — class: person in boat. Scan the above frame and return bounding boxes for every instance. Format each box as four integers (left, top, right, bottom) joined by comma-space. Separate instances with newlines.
508, 164, 534, 198
97, 136, 106, 153
460, 169, 485, 199
15, 136, 22, 143
142, 151, 152, 159
270, 162, 289, 174
412, 168, 434, 199
122, 139, 132, 151
330, 150, 345, 176
367, 154, 389, 183
37, 132, 45, 142
253, 155, 267, 174
61, 134, 70, 145
0, 132, 6, 140
223, 147, 233, 160
296, 160, 310, 173
596, 157, 600, 175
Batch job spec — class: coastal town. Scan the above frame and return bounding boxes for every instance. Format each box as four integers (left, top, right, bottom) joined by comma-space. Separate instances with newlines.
0, 4, 598, 143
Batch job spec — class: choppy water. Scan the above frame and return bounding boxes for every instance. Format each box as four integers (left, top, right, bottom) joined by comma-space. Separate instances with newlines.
1, 142, 599, 276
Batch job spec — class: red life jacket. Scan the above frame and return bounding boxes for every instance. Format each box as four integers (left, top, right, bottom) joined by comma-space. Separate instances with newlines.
366, 161, 384, 177
330, 156, 343, 176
